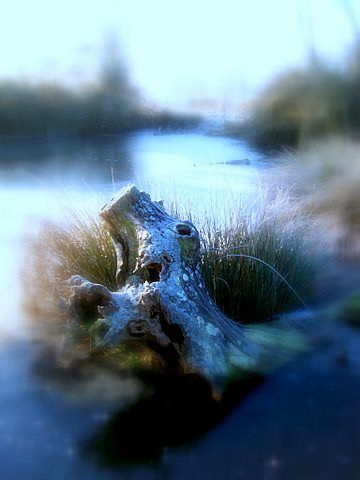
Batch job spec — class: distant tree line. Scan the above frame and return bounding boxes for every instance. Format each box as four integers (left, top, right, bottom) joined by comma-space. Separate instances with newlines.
0, 81, 201, 137
0, 36, 200, 137
242, 45, 360, 149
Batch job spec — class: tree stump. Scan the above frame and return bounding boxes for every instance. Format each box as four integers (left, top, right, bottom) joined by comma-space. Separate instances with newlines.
68, 185, 302, 393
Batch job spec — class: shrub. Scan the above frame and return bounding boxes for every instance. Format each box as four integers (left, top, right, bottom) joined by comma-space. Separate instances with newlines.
247, 63, 350, 149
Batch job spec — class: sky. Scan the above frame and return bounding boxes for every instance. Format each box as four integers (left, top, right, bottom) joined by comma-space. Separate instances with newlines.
1, 0, 360, 110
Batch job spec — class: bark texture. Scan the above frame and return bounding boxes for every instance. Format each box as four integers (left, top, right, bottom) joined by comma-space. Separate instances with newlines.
68, 185, 299, 391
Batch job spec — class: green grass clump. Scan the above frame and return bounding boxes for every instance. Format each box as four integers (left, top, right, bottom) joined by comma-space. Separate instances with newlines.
197, 197, 315, 323
26, 194, 317, 326
24, 213, 117, 324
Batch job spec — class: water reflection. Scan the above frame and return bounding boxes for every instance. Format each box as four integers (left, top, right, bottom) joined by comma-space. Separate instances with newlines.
85, 372, 263, 467
0, 135, 134, 186
0, 132, 264, 198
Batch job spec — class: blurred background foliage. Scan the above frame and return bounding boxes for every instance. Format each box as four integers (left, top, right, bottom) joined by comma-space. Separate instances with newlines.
0, 35, 200, 137
244, 44, 360, 148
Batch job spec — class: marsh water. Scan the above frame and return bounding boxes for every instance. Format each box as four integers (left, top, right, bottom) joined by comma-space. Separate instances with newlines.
1, 132, 360, 480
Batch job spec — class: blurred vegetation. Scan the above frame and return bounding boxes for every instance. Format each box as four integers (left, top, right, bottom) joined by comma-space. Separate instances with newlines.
265, 137, 360, 258
0, 37, 200, 137
0, 81, 200, 136
243, 45, 360, 149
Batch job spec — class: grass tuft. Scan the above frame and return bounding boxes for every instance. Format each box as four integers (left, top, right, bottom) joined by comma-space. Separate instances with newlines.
196, 196, 316, 322
25, 192, 317, 326
24, 212, 117, 324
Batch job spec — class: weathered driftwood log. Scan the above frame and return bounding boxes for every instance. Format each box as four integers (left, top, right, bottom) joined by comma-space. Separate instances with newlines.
68, 185, 301, 392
